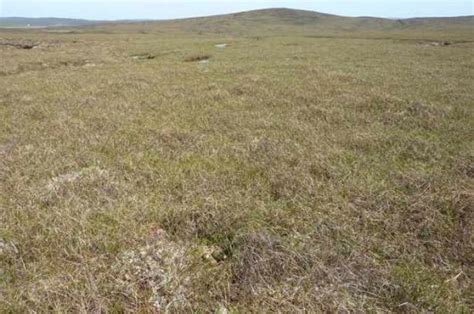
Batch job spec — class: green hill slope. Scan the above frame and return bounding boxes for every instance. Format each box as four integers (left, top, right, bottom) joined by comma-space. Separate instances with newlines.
95, 8, 473, 39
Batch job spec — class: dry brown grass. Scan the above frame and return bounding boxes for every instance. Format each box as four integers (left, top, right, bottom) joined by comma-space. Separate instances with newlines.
0, 14, 473, 312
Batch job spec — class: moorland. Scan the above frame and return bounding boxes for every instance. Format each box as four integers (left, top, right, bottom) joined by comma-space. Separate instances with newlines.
1, 8, 473, 312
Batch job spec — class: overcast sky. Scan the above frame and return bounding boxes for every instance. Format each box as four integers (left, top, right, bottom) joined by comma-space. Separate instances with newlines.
0, 0, 472, 20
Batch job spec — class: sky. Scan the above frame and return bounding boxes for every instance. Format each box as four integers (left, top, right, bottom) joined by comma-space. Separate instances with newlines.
0, 0, 472, 20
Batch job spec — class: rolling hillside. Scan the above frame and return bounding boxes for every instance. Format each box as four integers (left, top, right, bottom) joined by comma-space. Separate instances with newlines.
180, 8, 474, 31
86, 8, 473, 39
2, 8, 473, 33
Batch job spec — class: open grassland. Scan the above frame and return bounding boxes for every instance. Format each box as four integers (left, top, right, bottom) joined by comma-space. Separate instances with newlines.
1, 11, 473, 312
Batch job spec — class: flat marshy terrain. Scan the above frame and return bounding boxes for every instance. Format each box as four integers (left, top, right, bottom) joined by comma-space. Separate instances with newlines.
1, 9, 473, 312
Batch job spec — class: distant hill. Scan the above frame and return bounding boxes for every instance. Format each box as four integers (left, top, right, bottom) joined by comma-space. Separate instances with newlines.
168, 8, 474, 31
100, 8, 473, 36
0, 17, 102, 28
1, 8, 472, 33
401, 15, 474, 26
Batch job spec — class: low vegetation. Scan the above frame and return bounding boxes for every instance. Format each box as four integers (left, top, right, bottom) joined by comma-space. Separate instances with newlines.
0, 8, 473, 312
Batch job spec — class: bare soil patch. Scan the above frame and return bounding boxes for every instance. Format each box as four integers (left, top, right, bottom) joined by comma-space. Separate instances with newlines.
0, 39, 38, 49
184, 54, 211, 62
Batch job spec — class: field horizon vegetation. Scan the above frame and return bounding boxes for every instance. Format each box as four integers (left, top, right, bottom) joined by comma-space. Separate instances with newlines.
1, 8, 473, 312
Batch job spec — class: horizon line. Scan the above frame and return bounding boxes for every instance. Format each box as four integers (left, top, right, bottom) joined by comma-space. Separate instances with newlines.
1, 7, 473, 22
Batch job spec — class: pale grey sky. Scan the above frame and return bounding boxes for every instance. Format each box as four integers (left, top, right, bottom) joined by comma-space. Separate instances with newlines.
0, 0, 472, 20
